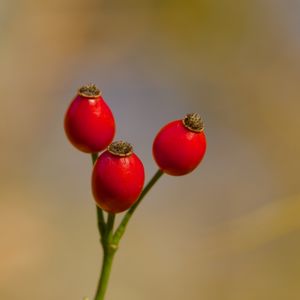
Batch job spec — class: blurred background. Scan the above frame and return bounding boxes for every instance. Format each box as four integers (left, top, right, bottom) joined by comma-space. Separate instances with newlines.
1, 0, 300, 299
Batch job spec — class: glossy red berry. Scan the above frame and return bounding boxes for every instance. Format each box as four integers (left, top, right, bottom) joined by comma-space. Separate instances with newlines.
92, 141, 145, 213
64, 84, 115, 153
153, 113, 206, 176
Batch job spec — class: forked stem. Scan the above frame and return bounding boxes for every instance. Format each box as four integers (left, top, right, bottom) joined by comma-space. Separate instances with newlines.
91, 154, 164, 300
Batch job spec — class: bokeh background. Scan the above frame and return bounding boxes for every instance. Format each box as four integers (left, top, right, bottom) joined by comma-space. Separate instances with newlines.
1, 0, 300, 299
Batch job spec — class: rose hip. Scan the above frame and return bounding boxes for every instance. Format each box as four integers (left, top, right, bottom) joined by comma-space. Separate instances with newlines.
92, 141, 145, 213
64, 84, 115, 153
152, 113, 206, 176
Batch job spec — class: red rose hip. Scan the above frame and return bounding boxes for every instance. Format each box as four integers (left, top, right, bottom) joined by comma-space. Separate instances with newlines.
153, 113, 206, 176
64, 84, 115, 153
92, 141, 145, 213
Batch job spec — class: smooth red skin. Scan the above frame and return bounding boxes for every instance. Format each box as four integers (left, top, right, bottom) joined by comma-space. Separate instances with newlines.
92, 151, 145, 213
153, 120, 206, 176
64, 94, 115, 153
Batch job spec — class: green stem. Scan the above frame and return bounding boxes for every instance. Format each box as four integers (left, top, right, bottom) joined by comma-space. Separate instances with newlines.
113, 169, 163, 244
91, 152, 98, 165
92, 164, 163, 300
94, 214, 116, 300
104, 213, 115, 243
91, 153, 106, 237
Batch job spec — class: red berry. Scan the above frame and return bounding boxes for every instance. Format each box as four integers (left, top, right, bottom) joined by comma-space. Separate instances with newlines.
64, 84, 115, 153
153, 113, 206, 176
92, 141, 145, 213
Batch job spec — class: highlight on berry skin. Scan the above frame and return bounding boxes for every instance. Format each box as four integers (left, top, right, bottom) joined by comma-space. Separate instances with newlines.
152, 113, 207, 176
64, 84, 116, 153
92, 141, 145, 213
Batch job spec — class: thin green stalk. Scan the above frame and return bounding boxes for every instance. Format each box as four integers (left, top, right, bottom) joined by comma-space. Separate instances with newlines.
94, 213, 116, 300
91, 152, 98, 165
113, 169, 163, 244
91, 153, 106, 237
104, 213, 115, 244
91, 164, 163, 300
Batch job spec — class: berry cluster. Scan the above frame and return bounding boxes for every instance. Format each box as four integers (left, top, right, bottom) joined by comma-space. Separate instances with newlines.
64, 84, 207, 213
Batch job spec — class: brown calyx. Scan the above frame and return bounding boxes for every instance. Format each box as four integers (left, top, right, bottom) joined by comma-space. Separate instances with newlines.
108, 141, 133, 157
182, 113, 204, 132
78, 84, 102, 98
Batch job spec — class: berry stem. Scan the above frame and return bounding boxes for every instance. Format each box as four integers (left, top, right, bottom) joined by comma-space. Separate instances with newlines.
91, 153, 106, 237
92, 166, 163, 300
104, 213, 115, 243
112, 169, 163, 244
94, 213, 116, 300
91, 152, 98, 164
94, 248, 115, 300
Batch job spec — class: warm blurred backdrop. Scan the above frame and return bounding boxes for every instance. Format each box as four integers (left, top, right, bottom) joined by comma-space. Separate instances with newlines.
1, 0, 300, 299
